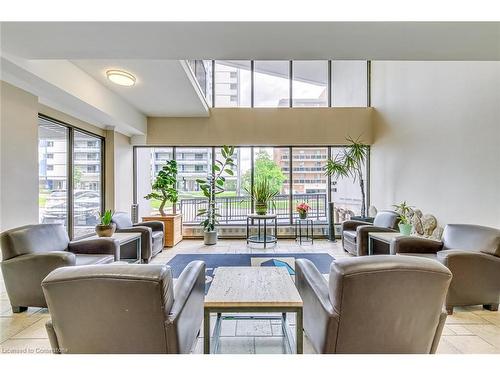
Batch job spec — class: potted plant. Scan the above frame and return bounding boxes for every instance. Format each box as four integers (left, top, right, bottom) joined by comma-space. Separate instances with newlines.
245, 179, 279, 215
325, 136, 368, 218
196, 145, 236, 245
393, 201, 414, 235
296, 202, 310, 219
144, 159, 178, 216
143, 160, 183, 247
95, 210, 115, 237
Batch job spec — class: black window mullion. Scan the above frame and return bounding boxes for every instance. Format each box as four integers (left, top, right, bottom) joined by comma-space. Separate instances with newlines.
289, 61, 293, 108
328, 60, 332, 107
172, 147, 177, 214
288, 146, 293, 225
212, 60, 215, 108
250, 60, 254, 108
367, 60, 371, 107
327, 146, 332, 204
250, 146, 254, 213
67, 129, 74, 240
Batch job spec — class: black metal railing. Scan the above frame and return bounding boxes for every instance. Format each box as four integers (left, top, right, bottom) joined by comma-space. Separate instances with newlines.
179, 193, 328, 224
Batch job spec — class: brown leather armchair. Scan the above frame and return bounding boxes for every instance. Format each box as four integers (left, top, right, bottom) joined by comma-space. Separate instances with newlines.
0, 224, 119, 313
341, 210, 399, 256
295, 255, 451, 354
111, 212, 164, 263
42, 261, 205, 354
391, 224, 500, 314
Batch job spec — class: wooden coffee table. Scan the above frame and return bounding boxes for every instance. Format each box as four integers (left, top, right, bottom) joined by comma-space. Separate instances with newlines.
204, 267, 303, 354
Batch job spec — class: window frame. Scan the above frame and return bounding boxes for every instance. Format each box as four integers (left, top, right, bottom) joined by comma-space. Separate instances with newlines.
133, 144, 369, 227
38, 114, 105, 240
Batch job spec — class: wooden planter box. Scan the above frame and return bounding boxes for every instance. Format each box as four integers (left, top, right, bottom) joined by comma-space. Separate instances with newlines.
142, 214, 183, 247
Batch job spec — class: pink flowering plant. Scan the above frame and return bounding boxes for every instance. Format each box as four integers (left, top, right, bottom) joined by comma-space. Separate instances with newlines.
296, 202, 310, 217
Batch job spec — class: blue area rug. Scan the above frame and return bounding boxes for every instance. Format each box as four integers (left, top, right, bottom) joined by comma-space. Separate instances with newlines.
167, 253, 334, 293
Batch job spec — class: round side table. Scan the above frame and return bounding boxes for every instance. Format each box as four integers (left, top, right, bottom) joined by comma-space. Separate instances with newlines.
246, 214, 278, 248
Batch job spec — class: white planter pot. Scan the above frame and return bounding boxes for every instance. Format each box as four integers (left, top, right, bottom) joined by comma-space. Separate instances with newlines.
204, 230, 218, 245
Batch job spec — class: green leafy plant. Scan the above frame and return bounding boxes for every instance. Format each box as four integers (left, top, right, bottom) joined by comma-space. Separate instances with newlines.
242, 151, 285, 194
196, 146, 236, 232
245, 179, 279, 214
325, 136, 368, 217
393, 201, 414, 225
97, 210, 113, 226
144, 160, 178, 216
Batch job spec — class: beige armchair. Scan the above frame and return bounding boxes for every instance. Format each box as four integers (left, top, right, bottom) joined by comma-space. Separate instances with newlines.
42, 261, 205, 354
1, 224, 119, 313
391, 224, 500, 314
295, 255, 451, 353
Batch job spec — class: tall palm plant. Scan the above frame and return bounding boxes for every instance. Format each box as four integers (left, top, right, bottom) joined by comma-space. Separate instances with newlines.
325, 137, 368, 217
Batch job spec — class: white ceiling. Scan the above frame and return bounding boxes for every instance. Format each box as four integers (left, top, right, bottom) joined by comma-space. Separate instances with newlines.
72, 60, 208, 117
2, 22, 500, 60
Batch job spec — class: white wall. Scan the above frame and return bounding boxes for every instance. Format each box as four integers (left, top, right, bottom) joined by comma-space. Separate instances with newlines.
370, 61, 500, 228
113, 131, 133, 214
0, 81, 39, 230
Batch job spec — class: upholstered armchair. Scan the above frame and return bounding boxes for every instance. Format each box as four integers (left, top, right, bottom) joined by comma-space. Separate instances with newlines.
295, 255, 451, 354
111, 211, 164, 263
341, 210, 399, 256
0, 224, 119, 313
42, 261, 205, 354
391, 224, 500, 314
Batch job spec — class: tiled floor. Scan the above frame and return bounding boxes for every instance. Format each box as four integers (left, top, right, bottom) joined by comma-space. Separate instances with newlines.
1, 239, 499, 354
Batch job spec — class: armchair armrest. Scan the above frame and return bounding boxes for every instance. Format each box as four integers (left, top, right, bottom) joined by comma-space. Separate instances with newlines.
135, 221, 164, 232
1, 251, 76, 308
342, 220, 370, 232
356, 226, 398, 256
390, 236, 443, 255
115, 226, 153, 262
68, 238, 120, 261
166, 260, 205, 354
295, 259, 339, 353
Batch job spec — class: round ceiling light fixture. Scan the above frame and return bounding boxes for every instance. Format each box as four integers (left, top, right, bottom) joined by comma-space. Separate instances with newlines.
106, 69, 136, 86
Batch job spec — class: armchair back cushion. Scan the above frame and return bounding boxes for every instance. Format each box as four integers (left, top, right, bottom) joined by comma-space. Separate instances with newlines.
1, 224, 69, 261
328, 255, 451, 353
372, 210, 399, 229
442, 224, 500, 257
111, 212, 134, 230
42, 264, 175, 353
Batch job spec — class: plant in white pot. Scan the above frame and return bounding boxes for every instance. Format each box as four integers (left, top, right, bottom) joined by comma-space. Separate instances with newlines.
196, 146, 236, 245
245, 179, 279, 215
393, 201, 414, 235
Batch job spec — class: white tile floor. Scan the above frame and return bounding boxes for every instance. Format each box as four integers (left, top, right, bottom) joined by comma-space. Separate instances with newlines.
1, 239, 499, 354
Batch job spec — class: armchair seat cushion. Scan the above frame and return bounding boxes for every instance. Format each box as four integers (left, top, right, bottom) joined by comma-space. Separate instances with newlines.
343, 230, 357, 242
75, 254, 114, 266
152, 231, 164, 240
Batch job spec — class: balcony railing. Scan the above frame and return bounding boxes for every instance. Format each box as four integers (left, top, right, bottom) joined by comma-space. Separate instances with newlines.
179, 193, 328, 225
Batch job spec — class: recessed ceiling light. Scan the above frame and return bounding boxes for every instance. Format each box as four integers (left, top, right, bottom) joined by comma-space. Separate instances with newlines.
106, 70, 136, 86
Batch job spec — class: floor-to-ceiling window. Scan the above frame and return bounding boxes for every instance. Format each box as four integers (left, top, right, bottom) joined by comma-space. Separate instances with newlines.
134, 145, 367, 227
254, 61, 290, 107
292, 61, 328, 107
38, 115, 104, 239
214, 61, 252, 107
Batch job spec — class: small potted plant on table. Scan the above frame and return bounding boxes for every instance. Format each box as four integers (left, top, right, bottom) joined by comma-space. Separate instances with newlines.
393, 201, 414, 235
95, 210, 116, 237
246, 179, 279, 215
296, 202, 310, 219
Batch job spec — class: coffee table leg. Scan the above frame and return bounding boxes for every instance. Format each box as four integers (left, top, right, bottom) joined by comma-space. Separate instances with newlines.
296, 308, 303, 354
204, 309, 210, 354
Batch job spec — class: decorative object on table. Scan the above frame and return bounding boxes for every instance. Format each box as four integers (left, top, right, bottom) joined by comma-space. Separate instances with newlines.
296, 202, 310, 219
196, 145, 236, 245
245, 179, 279, 215
393, 201, 414, 235
144, 159, 178, 216
326, 136, 369, 217
95, 209, 116, 237
368, 205, 378, 218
